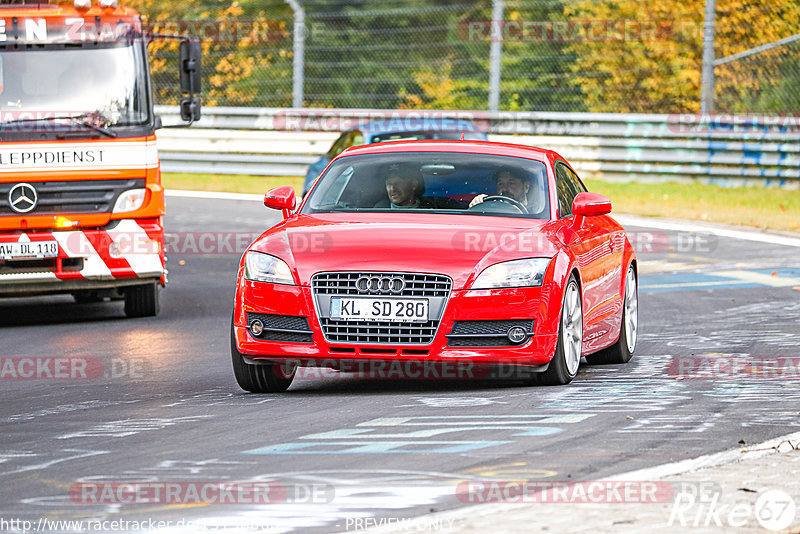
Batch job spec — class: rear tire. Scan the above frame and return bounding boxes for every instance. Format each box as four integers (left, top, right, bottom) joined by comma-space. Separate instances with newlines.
585, 265, 637, 365
536, 275, 583, 386
230, 317, 295, 393
124, 282, 160, 318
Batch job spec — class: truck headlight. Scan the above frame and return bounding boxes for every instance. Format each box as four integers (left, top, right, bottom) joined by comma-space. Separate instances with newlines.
244, 252, 294, 285
472, 258, 551, 289
113, 189, 146, 213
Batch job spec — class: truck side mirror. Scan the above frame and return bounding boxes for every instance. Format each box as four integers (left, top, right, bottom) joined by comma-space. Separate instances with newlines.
179, 40, 201, 95
180, 97, 201, 122
179, 41, 201, 122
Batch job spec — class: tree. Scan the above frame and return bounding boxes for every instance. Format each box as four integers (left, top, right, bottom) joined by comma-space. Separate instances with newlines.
563, 0, 800, 113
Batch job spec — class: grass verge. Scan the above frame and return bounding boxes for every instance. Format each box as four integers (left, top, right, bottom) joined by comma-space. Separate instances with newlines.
584, 179, 800, 233
162, 172, 800, 233
162, 173, 304, 195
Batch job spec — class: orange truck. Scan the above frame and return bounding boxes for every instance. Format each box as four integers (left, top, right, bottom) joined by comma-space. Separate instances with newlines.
0, 0, 200, 316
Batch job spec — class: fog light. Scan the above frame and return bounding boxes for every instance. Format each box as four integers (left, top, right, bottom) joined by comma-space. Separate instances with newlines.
507, 326, 528, 344
249, 319, 264, 337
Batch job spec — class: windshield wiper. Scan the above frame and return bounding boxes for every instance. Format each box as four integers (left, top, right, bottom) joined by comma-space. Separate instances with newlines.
69, 113, 118, 138
1, 113, 117, 138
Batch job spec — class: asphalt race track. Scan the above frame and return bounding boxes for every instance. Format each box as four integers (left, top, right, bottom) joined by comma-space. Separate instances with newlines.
2, 195, 799, 533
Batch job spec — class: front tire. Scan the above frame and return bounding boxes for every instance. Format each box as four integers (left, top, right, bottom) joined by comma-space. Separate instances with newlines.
230, 318, 295, 393
536, 275, 583, 386
124, 282, 159, 318
585, 264, 637, 365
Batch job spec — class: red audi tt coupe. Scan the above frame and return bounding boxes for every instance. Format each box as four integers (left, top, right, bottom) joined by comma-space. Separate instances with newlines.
231, 140, 638, 392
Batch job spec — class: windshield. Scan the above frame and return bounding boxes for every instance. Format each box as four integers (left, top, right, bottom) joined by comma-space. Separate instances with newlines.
303, 152, 551, 219
0, 43, 149, 127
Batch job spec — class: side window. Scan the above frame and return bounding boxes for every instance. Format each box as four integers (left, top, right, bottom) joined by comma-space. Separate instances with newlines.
350, 130, 365, 147
327, 132, 350, 160
555, 162, 585, 218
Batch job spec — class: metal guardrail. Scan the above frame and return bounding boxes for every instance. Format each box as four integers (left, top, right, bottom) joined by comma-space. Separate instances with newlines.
155, 106, 800, 187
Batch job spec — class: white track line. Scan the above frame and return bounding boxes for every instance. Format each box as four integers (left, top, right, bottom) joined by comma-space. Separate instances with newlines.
358, 430, 800, 534
615, 214, 800, 248
165, 189, 264, 202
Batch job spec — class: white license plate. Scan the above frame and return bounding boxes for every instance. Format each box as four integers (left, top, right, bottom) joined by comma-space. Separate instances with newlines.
330, 297, 429, 322
0, 240, 59, 260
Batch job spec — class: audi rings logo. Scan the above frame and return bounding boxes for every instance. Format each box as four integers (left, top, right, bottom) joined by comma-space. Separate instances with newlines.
8, 183, 39, 214
355, 275, 405, 294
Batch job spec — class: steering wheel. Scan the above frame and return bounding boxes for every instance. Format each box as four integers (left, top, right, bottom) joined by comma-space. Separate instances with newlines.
471, 195, 527, 214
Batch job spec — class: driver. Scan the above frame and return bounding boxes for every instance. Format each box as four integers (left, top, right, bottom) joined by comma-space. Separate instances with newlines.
469, 166, 531, 212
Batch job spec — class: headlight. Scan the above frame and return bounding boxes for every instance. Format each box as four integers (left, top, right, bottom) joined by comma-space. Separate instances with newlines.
113, 189, 146, 213
244, 252, 294, 285
471, 258, 551, 289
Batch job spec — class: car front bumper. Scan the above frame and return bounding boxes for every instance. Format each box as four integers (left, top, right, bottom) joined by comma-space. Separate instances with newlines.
234, 279, 561, 368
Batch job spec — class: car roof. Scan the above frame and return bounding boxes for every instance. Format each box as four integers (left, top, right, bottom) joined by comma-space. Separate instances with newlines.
337, 139, 561, 162
357, 118, 485, 136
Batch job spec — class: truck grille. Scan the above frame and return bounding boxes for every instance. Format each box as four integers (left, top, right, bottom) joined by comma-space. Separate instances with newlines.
0, 179, 145, 216
312, 272, 452, 345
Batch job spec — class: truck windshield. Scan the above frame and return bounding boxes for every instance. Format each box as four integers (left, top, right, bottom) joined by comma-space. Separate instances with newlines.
0, 43, 149, 127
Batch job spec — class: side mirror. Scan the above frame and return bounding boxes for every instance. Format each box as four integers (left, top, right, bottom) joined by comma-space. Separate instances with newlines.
179, 96, 201, 122
179, 40, 201, 122
264, 186, 297, 218
179, 40, 202, 94
572, 192, 612, 217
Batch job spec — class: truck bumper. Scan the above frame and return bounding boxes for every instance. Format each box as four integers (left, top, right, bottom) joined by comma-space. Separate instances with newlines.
0, 219, 165, 297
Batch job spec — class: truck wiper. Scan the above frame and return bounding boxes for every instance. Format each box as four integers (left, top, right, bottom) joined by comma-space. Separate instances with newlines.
69, 113, 118, 138
0, 113, 117, 138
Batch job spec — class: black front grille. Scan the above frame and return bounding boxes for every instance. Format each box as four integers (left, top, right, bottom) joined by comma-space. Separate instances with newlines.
312, 272, 451, 297
312, 272, 452, 345
246, 313, 313, 343
447, 320, 534, 347
0, 179, 145, 216
320, 318, 439, 344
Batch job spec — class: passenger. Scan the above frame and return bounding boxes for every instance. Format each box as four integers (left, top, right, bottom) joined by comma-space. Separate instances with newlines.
375, 163, 429, 209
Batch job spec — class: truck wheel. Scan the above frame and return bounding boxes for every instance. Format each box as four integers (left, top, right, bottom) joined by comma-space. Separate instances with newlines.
124, 282, 159, 317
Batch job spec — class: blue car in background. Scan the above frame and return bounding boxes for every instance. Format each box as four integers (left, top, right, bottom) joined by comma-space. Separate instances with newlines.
302, 119, 488, 194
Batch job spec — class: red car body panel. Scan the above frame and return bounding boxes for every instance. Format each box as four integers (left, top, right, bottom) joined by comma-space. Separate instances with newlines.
233, 140, 636, 371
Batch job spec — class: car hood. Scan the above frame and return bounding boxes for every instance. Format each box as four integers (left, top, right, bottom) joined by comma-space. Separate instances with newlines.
250, 213, 562, 289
